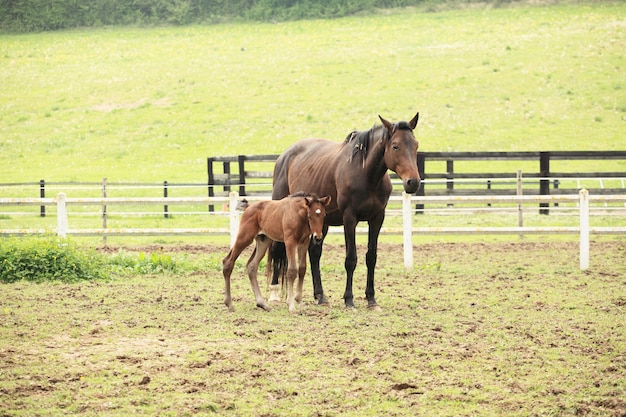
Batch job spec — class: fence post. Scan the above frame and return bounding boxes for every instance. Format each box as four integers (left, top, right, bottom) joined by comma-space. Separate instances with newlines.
56, 193, 68, 238
540, 151, 550, 215
416, 154, 426, 213
163, 181, 169, 218
223, 162, 231, 193
238, 155, 246, 196
207, 158, 215, 212
102, 178, 107, 246
517, 170, 524, 239
579, 189, 589, 270
40, 179, 45, 217
402, 192, 413, 270
446, 159, 454, 207
229, 191, 239, 248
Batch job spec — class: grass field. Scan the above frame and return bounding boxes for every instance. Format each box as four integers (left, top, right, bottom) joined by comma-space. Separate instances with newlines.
1, 2, 625, 184
1, 4, 625, 415
1, 242, 625, 416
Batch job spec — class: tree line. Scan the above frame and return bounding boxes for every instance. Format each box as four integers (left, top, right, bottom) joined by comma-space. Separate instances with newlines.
0, 0, 520, 32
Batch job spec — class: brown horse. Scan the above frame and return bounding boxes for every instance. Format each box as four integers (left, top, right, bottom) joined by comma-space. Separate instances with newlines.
222, 192, 331, 313
270, 112, 420, 309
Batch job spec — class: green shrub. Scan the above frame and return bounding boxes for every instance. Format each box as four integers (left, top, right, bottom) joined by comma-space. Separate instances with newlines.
0, 237, 106, 283
1, 0, 518, 32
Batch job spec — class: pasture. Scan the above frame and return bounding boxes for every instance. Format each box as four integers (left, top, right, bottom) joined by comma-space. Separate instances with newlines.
1, 2, 625, 184
1, 241, 625, 416
1, 3, 625, 416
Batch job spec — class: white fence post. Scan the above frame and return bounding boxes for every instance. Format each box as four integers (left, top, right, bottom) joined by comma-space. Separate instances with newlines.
579, 189, 589, 270
229, 191, 239, 248
402, 192, 414, 269
517, 170, 524, 240
56, 193, 68, 238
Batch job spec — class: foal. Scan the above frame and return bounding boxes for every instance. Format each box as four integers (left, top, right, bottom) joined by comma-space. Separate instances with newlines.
222, 193, 331, 313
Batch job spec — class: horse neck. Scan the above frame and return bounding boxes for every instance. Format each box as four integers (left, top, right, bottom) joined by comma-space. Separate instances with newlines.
362, 127, 389, 183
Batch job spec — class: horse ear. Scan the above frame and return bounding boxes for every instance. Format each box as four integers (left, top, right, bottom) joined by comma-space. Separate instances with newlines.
320, 196, 331, 206
304, 196, 313, 206
409, 112, 419, 129
378, 115, 394, 135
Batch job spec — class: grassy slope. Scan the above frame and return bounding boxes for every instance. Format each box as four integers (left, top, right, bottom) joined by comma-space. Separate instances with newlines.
1, 2, 624, 183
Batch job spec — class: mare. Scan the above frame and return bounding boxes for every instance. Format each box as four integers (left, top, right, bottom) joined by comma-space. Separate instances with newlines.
222, 192, 331, 313
269, 112, 420, 309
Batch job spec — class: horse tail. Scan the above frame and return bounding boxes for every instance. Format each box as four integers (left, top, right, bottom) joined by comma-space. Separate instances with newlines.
267, 241, 288, 296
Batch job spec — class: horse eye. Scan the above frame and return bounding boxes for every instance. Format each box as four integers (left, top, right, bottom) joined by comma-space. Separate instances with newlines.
392, 144, 399, 151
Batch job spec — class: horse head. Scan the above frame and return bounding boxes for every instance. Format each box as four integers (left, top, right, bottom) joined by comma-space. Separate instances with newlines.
379, 112, 421, 194
305, 195, 331, 243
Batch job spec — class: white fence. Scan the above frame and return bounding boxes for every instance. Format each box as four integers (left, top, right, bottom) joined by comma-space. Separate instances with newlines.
1, 191, 625, 270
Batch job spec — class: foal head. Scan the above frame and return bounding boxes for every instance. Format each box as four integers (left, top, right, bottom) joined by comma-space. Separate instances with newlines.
305, 195, 331, 243
379, 112, 421, 194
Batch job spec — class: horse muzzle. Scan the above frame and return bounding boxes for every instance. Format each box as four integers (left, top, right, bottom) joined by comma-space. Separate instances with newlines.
312, 234, 323, 244
403, 178, 421, 194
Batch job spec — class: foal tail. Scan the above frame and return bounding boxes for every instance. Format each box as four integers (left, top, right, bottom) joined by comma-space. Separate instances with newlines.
236, 198, 249, 211
266, 241, 288, 296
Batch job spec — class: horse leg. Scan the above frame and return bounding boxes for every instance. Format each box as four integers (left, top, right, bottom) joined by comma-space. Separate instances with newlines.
365, 214, 384, 310
222, 249, 236, 312
246, 236, 272, 311
295, 239, 309, 305
222, 238, 252, 312
309, 225, 329, 305
342, 216, 358, 308
284, 240, 299, 313
268, 241, 285, 303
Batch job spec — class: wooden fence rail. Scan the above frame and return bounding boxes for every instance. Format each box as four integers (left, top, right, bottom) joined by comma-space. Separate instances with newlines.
207, 150, 626, 213
1, 191, 625, 270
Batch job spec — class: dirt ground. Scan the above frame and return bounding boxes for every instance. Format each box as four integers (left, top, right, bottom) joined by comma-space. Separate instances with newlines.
1, 240, 625, 416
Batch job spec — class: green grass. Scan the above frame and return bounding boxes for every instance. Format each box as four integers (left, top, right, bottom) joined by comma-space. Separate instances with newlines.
1, 2, 625, 185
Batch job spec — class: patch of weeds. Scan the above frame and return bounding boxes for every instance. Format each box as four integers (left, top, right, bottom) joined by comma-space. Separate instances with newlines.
108, 250, 187, 275
204, 255, 224, 272
0, 236, 106, 283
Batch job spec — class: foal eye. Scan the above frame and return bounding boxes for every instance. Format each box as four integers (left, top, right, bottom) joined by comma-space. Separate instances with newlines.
392, 144, 399, 151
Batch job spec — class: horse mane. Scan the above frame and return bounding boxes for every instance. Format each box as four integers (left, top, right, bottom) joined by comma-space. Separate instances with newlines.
343, 120, 413, 166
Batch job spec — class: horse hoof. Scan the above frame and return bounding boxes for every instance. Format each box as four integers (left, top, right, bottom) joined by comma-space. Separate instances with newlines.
368, 304, 382, 312
257, 303, 272, 312
268, 285, 281, 303
315, 295, 330, 306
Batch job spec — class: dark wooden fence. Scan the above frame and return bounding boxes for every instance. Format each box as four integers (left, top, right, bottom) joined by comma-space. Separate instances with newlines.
4, 151, 624, 216
208, 151, 626, 213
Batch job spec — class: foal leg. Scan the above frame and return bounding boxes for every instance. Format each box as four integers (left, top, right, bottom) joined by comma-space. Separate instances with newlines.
268, 242, 285, 303
222, 238, 253, 312
246, 236, 272, 311
295, 239, 309, 306
284, 240, 299, 313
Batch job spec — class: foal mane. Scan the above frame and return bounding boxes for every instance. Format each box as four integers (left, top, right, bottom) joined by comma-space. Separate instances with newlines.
289, 191, 318, 199
344, 121, 412, 165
